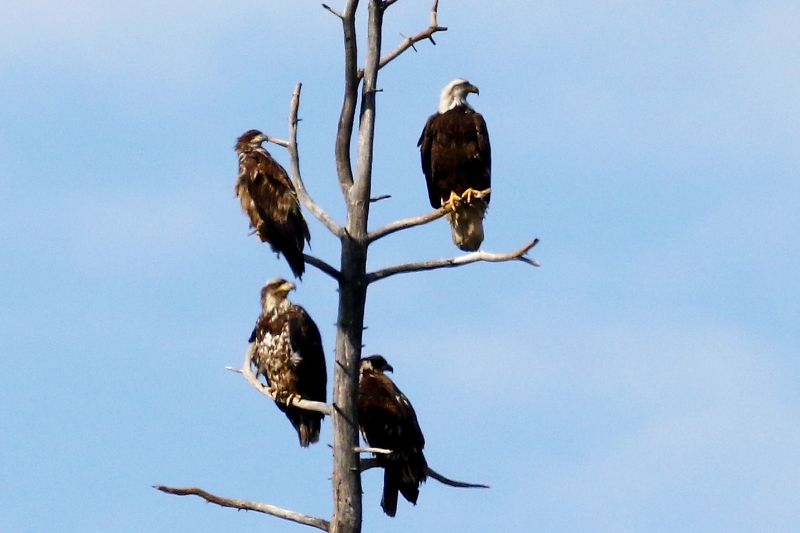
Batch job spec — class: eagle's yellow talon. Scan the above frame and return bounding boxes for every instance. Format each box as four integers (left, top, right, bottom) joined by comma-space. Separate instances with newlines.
461, 188, 481, 205
442, 191, 461, 212
284, 393, 301, 406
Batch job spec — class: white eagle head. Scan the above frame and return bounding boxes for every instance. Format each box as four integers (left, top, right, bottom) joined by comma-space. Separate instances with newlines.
438, 78, 479, 114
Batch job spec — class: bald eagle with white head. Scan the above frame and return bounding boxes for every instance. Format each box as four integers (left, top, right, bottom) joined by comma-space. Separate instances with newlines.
249, 278, 327, 446
418, 78, 491, 251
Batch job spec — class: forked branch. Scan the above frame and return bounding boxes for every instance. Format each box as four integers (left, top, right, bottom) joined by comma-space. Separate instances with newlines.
360, 460, 489, 489
227, 345, 333, 416
286, 83, 345, 238
366, 238, 540, 283
359, 0, 447, 77
367, 188, 490, 243
153, 486, 330, 532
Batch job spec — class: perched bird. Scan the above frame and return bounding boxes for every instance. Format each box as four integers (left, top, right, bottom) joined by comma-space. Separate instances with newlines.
418, 78, 492, 251
235, 129, 310, 278
249, 278, 327, 446
358, 355, 427, 516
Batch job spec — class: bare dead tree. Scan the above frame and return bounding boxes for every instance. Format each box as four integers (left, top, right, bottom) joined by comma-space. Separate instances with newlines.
157, 1, 538, 532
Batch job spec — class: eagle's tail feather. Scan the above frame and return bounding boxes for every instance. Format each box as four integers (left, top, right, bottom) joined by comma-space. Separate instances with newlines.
284, 406, 322, 447
397, 451, 427, 504
447, 199, 487, 251
258, 210, 309, 279
282, 246, 306, 280
398, 482, 420, 506
381, 468, 400, 517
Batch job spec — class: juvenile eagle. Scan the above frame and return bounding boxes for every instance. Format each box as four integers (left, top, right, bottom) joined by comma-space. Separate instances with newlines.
359, 355, 427, 516
418, 79, 491, 251
235, 129, 310, 278
250, 278, 327, 447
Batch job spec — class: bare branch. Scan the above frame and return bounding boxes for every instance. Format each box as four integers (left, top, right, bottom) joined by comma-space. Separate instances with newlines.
266, 135, 290, 148
359, 0, 446, 77
360, 457, 379, 470
429, 0, 440, 26
427, 466, 490, 489
321, 3, 344, 18
235, 344, 333, 416
369, 194, 391, 203
154, 486, 330, 532
367, 189, 490, 243
359, 461, 489, 489
366, 238, 540, 283
304, 254, 342, 281
334, 0, 360, 197
286, 83, 345, 239
368, 206, 447, 242
354, 446, 392, 455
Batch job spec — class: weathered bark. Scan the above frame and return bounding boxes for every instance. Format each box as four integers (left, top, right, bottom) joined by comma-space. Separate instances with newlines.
328, 1, 380, 531
330, 243, 367, 533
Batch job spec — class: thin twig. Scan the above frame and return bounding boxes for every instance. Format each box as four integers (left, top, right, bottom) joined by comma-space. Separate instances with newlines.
366, 238, 540, 283
233, 344, 333, 416
304, 254, 342, 281
265, 135, 289, 148
321, 3, 344, 18
355, 446, 393, 455
427, 467, 490, 489
153, 486, 330, 532
359, 461, 489, 489
367, 188, 490, 243
359, 0, 447, 77
286, 83, 345, 238
369, 194, 392, 203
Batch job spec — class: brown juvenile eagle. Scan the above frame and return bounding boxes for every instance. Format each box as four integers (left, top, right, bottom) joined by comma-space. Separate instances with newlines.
235, 129, 310, 278
418, 79, 491, 251
359, 355, 427, 517
249, 278, 327, 446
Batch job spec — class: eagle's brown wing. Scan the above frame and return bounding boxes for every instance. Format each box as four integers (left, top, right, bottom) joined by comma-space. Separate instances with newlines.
251, 305, 326, 447
418, 113, 441, 209
471, 110, 492, 204
236, 150, 310, 278
359, 372, 427, 516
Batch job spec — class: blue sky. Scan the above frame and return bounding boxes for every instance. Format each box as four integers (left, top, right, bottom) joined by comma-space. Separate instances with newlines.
2, 1, 799, 532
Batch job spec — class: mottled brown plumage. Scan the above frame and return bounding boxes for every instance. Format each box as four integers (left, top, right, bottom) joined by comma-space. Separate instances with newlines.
359, 355, 427, 516
250, 278, 327, 447
235, 129, 310, 278
418, 79, 491, 251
